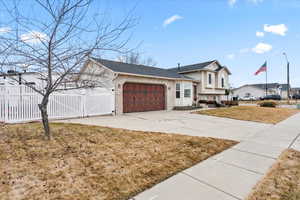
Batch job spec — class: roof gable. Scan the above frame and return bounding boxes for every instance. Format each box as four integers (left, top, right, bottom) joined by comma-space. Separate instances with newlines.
216, 66, 232, 75
205, 62, 220, 71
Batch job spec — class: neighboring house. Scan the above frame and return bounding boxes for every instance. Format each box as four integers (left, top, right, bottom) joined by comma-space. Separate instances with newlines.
292, 88, 300, 96
233, 83, 290, 99
80, 57, 231, 114
0, 71, 42, 86
0, 71, 78, 89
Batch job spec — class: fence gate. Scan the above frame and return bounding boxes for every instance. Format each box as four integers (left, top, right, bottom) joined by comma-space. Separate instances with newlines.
0, 86, 115, 123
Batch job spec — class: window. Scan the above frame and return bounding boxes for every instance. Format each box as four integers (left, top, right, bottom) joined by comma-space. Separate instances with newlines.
184, 83, 191, 98
176, 83, 180, 98
221, 78, 224, 88
208, 74, 212, 85
184, 89, 191, 98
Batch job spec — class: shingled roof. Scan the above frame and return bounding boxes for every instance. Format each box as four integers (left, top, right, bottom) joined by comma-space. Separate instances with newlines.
167, 60, 216, 73
91, 58, 192, 80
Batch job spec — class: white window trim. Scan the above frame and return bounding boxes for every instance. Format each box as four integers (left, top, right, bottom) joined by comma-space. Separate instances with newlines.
207, 73, 213, 86
221, 77, 225, 88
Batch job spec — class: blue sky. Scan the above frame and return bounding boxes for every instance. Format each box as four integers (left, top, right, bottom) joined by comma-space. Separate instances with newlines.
1, 0, 299, 87
103, 0, 300, 87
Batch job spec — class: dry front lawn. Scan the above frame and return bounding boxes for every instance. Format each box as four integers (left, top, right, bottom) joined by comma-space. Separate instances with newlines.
196, 106, 299, 124
246, 149, 300, 200
240, 100, 300, 105
0, 123, 237, 200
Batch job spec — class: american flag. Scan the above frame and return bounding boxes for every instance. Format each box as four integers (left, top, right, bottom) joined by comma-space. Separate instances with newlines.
254, 61, 267, 75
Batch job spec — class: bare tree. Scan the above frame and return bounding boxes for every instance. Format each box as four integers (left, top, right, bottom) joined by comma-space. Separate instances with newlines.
117, 52, 157, 66
0, 0, 135, 139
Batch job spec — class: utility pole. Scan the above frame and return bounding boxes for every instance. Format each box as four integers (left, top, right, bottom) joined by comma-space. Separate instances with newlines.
283, 52, 290, 103
265, 63, 268, 97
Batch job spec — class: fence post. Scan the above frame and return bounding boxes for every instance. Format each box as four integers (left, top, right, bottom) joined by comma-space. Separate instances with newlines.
82, 92, 86, 117
4, 85, 8, 123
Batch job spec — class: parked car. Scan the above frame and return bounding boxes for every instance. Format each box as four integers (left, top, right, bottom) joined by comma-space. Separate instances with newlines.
260, 94, 282, 100
292, 94, 300, 99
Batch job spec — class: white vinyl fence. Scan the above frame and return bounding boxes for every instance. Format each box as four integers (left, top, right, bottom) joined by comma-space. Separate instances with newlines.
0, 86, 115, 123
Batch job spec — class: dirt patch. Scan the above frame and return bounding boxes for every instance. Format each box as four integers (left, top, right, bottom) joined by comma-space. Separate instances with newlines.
0, 123, 237, 200
246, 149, 300, 200
195, 106, 299, 124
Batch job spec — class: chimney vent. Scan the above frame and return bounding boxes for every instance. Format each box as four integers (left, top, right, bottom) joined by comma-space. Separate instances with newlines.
177, 63, 180, 70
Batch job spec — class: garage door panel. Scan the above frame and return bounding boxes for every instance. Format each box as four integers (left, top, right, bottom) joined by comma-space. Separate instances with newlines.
123, 83, 165, 113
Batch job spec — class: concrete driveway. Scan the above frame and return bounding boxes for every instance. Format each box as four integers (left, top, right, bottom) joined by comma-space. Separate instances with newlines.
59, 110, 272, 141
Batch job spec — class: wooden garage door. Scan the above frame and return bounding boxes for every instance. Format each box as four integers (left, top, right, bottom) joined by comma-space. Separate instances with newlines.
123, 83, 165, 113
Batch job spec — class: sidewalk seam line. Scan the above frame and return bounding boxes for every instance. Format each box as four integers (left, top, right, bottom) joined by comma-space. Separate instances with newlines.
231, 148, 277, 160
288, 133, 300, 148
181, 172, 242, 200
210, 158, 265, 175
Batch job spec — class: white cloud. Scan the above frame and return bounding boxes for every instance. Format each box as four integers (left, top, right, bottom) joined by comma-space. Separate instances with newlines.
264, 24, 288, 36
252, 43, 272, 54
228, 0, 237, 6
20, 31, 48, 44
0, 27, 11, 34
226, 54, 235, 60
163, 15, 183, 27
256, 31, 264, 37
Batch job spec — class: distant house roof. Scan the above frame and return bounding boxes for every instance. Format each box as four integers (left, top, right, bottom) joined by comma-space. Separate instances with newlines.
280, 84, 290, 91
235, 83, 290, 91
292, 87, 300, 91
90, 58, 193, 80
0, 71, 37, 77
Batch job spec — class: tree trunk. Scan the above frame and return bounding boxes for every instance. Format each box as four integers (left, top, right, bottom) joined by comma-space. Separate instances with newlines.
38, 96, 51, 140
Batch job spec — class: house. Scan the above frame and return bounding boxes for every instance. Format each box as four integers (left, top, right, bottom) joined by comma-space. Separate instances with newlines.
232, 83, 290, 99
0, 70, 78, 89
292, 88, 300, 96
80, 57, 231, 114
0, 71, 42, 86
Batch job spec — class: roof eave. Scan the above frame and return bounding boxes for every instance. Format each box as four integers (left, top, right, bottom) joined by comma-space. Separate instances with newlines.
116, 72, 193, 81
177, 68, 212, 74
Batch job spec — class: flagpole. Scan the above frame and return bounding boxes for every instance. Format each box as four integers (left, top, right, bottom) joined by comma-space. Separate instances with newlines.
265, 61, 268, 97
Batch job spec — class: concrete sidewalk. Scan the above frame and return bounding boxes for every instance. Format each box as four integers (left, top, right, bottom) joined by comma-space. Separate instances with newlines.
132, 113, 300, 200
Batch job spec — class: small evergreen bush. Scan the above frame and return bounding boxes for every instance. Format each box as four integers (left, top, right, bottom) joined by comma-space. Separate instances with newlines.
259, 101, 277, 108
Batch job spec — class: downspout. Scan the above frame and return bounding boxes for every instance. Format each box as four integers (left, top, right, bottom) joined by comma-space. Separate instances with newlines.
112, 73, 119, 116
